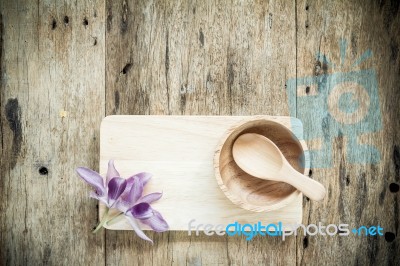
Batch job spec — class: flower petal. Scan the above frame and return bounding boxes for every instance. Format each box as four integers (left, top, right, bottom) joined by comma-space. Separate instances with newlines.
125, 215, 153, 243
135, 172, 152, 186
89, 191, 100, 200
123, 174, 147, 205
107, 177, 127, 206
139, 192, 163, 204
89, 191, 108, 206
116, 173, 153, 212
115, 199, 130, 213
130, 172, 152, 202
130, 177, 144, 203
125, 175, 135, 188
76, 167, 106, 196
115, 176, 136, 213
140, 209, 169, 232
128, 202, 154, 219
106, 160, 120, 185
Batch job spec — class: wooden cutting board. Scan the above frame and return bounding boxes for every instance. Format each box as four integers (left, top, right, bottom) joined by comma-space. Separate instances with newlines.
99, 115, 308, 230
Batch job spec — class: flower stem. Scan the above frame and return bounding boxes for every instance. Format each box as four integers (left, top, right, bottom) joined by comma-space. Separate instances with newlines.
105, 213, 124, 226
92, 208, 111, 233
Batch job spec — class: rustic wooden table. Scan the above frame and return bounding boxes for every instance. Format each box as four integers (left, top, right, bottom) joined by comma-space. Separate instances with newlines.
1, 0, 399, 265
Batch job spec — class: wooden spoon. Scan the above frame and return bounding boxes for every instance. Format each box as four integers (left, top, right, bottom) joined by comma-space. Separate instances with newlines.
232, 133, 326, 201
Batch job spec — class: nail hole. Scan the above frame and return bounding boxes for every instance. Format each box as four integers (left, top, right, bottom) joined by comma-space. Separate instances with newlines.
389, 183, 399, 193
83, 17, 88, 26
305, 5, 309, 11
93, 37, 97, 46
346, 175, 350, 186
64, 16, 69, 25
39, 167, 48, 175
305, 86, 310, 94
121, 63, 132, 74
308, 169, 312, 177
305, 196, 310, 201
303, 236, 308, 248
385, 232, 395, 242
51, 19, 57, 30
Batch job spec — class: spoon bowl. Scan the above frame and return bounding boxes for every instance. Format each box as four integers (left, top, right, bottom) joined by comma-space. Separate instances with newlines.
233, 133, 326, 201
214, 117, 309, 212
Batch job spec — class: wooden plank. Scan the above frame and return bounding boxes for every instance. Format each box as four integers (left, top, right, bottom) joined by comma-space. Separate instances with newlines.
99, 115, 306, 230
295, 0, 400, 265
105, 0, 297, 265
0, 0, 105, 264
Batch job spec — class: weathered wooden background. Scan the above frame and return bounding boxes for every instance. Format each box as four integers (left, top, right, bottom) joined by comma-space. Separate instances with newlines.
0, 0, 399, 265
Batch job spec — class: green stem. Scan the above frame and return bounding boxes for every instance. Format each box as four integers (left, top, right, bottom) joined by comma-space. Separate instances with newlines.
92, 208, 111, 233
105, 213, 124, 226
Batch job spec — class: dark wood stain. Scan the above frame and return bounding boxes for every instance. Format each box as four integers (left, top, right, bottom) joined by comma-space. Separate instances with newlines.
314, 60, 328, 76
382, 0, 400, 31
394, 145, 400, 181
227, 57, 234, 114
199, 28, 204, 47
180, 86, 186, 114
5, 98, 22, 169
0, 13, 3, 151
42, 245, 51, 264
120, 0, 128, 34
107, 5, 112, 32
165, 31, 169, 72
114, 90, 120, 110
338, 159, 346, 220
390, 38, 398, 62
355, 172, 367, 220
366, 234, 378, 265
0, 13, 3, 86
394, 199, 399, 237
379, 186, 386, 205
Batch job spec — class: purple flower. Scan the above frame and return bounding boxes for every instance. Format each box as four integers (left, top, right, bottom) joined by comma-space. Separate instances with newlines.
76, 160, 127, 208
127, 203, 169, 232
76, 160, 168, 243
115, 172, 168, 242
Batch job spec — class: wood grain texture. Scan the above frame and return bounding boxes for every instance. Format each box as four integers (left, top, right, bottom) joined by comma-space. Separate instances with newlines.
99, 115, 305, 229
296, 0, 400, 265
1, 0, 399, 265
0, 0, 106, 264
105, 0, 297, 265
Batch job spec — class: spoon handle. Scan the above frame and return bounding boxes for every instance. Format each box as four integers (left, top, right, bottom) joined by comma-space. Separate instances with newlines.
280, 166, 326, 201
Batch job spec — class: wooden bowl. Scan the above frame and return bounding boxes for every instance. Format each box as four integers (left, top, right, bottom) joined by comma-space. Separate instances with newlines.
214, 117, 307, 212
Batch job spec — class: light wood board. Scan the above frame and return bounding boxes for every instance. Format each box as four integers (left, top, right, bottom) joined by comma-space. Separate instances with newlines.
99, 115, 308, 230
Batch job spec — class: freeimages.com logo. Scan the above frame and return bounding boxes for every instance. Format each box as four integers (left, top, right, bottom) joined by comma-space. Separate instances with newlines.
188, 219, 384, 241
